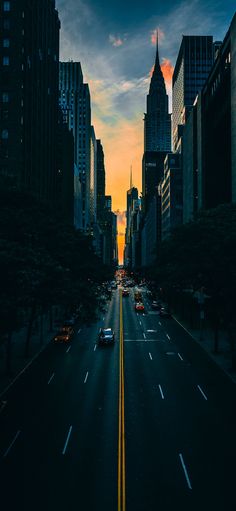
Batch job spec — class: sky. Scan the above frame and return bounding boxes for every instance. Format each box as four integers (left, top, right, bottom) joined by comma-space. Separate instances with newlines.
56, 0, 235, 262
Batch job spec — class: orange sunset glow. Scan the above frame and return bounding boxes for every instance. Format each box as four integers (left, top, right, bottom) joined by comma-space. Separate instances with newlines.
91, 49, 174, 264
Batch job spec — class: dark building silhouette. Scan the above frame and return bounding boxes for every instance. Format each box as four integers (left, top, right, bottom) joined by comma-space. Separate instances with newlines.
172, 35, 214, 152
96, 139, 106, 221
201, 17, 235, 209
0, 0, 60, 202
124, 185, 138, 267
144, 34, 171, 152
182, 13, 236, 220
161, 153, 182, 239
59, 62, 91, 230
142, 150, 168, 214
56, 110, 74, 225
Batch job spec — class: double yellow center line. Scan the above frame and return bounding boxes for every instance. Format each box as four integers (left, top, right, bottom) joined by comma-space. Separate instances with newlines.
118, 289, 126, 511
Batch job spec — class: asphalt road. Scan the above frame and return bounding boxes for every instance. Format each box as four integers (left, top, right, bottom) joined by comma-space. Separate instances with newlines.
1, 287, 236, 511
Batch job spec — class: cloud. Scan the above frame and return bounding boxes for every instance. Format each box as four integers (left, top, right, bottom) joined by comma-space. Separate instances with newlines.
109, 34, 125, 47
150, 27, 165, 46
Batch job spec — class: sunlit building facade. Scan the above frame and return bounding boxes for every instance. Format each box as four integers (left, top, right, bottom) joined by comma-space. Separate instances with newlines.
172, 35, 214, 152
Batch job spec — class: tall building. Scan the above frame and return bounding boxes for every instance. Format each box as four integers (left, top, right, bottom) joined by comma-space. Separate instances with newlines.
144, 34, 171, 152
201, 14, 236, 208
59, 62, 91, 230
96, 139, 105, 221
125, 185, 138, 266
90, 126, 97, 225
142, 150, 168, 214
182, 13, 236, 221
172, 35, 214, 152
0, 0, 60, 202
161, 153, 182, 239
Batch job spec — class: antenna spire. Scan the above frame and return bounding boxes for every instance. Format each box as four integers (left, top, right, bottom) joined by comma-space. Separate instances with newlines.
130, 165, 133, 189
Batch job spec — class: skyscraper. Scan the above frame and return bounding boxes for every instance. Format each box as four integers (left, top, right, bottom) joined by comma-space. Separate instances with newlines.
172, 35, 214, 152
0, 0, 60, 202
59, 62, 91, 230
144, 34, 171, 152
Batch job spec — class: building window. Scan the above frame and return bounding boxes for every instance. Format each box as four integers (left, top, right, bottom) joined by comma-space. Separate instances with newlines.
3, 56, 9, 65
3, 2, 10, 11
3, 38, 10, 47
2, 92, 9, 102
2, 129, 9, 139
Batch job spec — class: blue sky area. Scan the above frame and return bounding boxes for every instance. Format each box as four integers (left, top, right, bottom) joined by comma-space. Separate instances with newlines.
56, 0, 235, 214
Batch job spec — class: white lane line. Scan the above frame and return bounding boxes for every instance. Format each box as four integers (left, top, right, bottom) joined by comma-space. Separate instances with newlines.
84, 371, 89, 384
149, 352, 153, 361
77, 328, 81, 334
103, 317, 105, 321
3, 430, 21, 458
159, 321, 162, 326
47, 373, 55, 385
166, 333, 171, 340
158, 384, 164, 399
139, 320, 142, 326
94, 344, 97, 351
66, 346, 71, 353
179, 453, 192, 490
147, 329, 157, 333
178, 353, 184, 361
197, 385, 208, 401
62, 426, 73, 455
143, 333, 147, 340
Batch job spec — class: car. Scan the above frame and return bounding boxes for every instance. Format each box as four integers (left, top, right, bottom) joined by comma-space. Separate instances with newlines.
53, 331, 72, 343
60, 325, 74, 336
151, 301, 162, 311
122, 288, 129, 296
159, 307, 171, 318
98, 328, 115, 345
135, 302, 145, 312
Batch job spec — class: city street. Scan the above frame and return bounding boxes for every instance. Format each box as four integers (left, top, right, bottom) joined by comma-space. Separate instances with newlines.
1, 288, 236, 511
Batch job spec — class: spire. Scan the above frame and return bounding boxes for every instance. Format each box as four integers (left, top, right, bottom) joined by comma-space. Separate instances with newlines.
130, 165, 133, 189
155, 29, 160, 68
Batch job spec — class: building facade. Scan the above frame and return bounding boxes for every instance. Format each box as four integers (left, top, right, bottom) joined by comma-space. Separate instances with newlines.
161, 153, 182, 239
144, 35, 171, 152
90, 126, 97, 226
0, 0, 60, 202
172, 35, 214, 152
59, 62, 91, 230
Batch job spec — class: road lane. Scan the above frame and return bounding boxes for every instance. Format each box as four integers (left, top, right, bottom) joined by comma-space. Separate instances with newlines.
122, 288, 236, 510
0, 290, 120, 511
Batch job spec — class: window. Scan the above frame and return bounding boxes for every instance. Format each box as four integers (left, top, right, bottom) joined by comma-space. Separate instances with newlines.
3, 39, 10, 47
2, 92, 9, 102
2, 129, 9, 139
3, 56, 9, 65
3, 2, 10, 11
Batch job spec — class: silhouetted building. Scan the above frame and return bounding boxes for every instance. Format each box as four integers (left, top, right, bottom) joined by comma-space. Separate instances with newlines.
182, 13, 236, 218
0, 0, 60, 202
59, 62, 91, 230
172, 35, 214, 152
161, 153, 182, 238
96, 140, 105, 221
201, 14, 236, 208
142, 150, 168, 213
124, 186, 139, 267
144, 34, 171, 152
90, 126, 97, 225
141, 191, 161, 267
56, 110, 74, 225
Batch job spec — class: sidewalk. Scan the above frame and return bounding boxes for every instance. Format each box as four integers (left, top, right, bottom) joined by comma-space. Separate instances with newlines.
0, 314, 57, 397
173, 314, 236, 384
